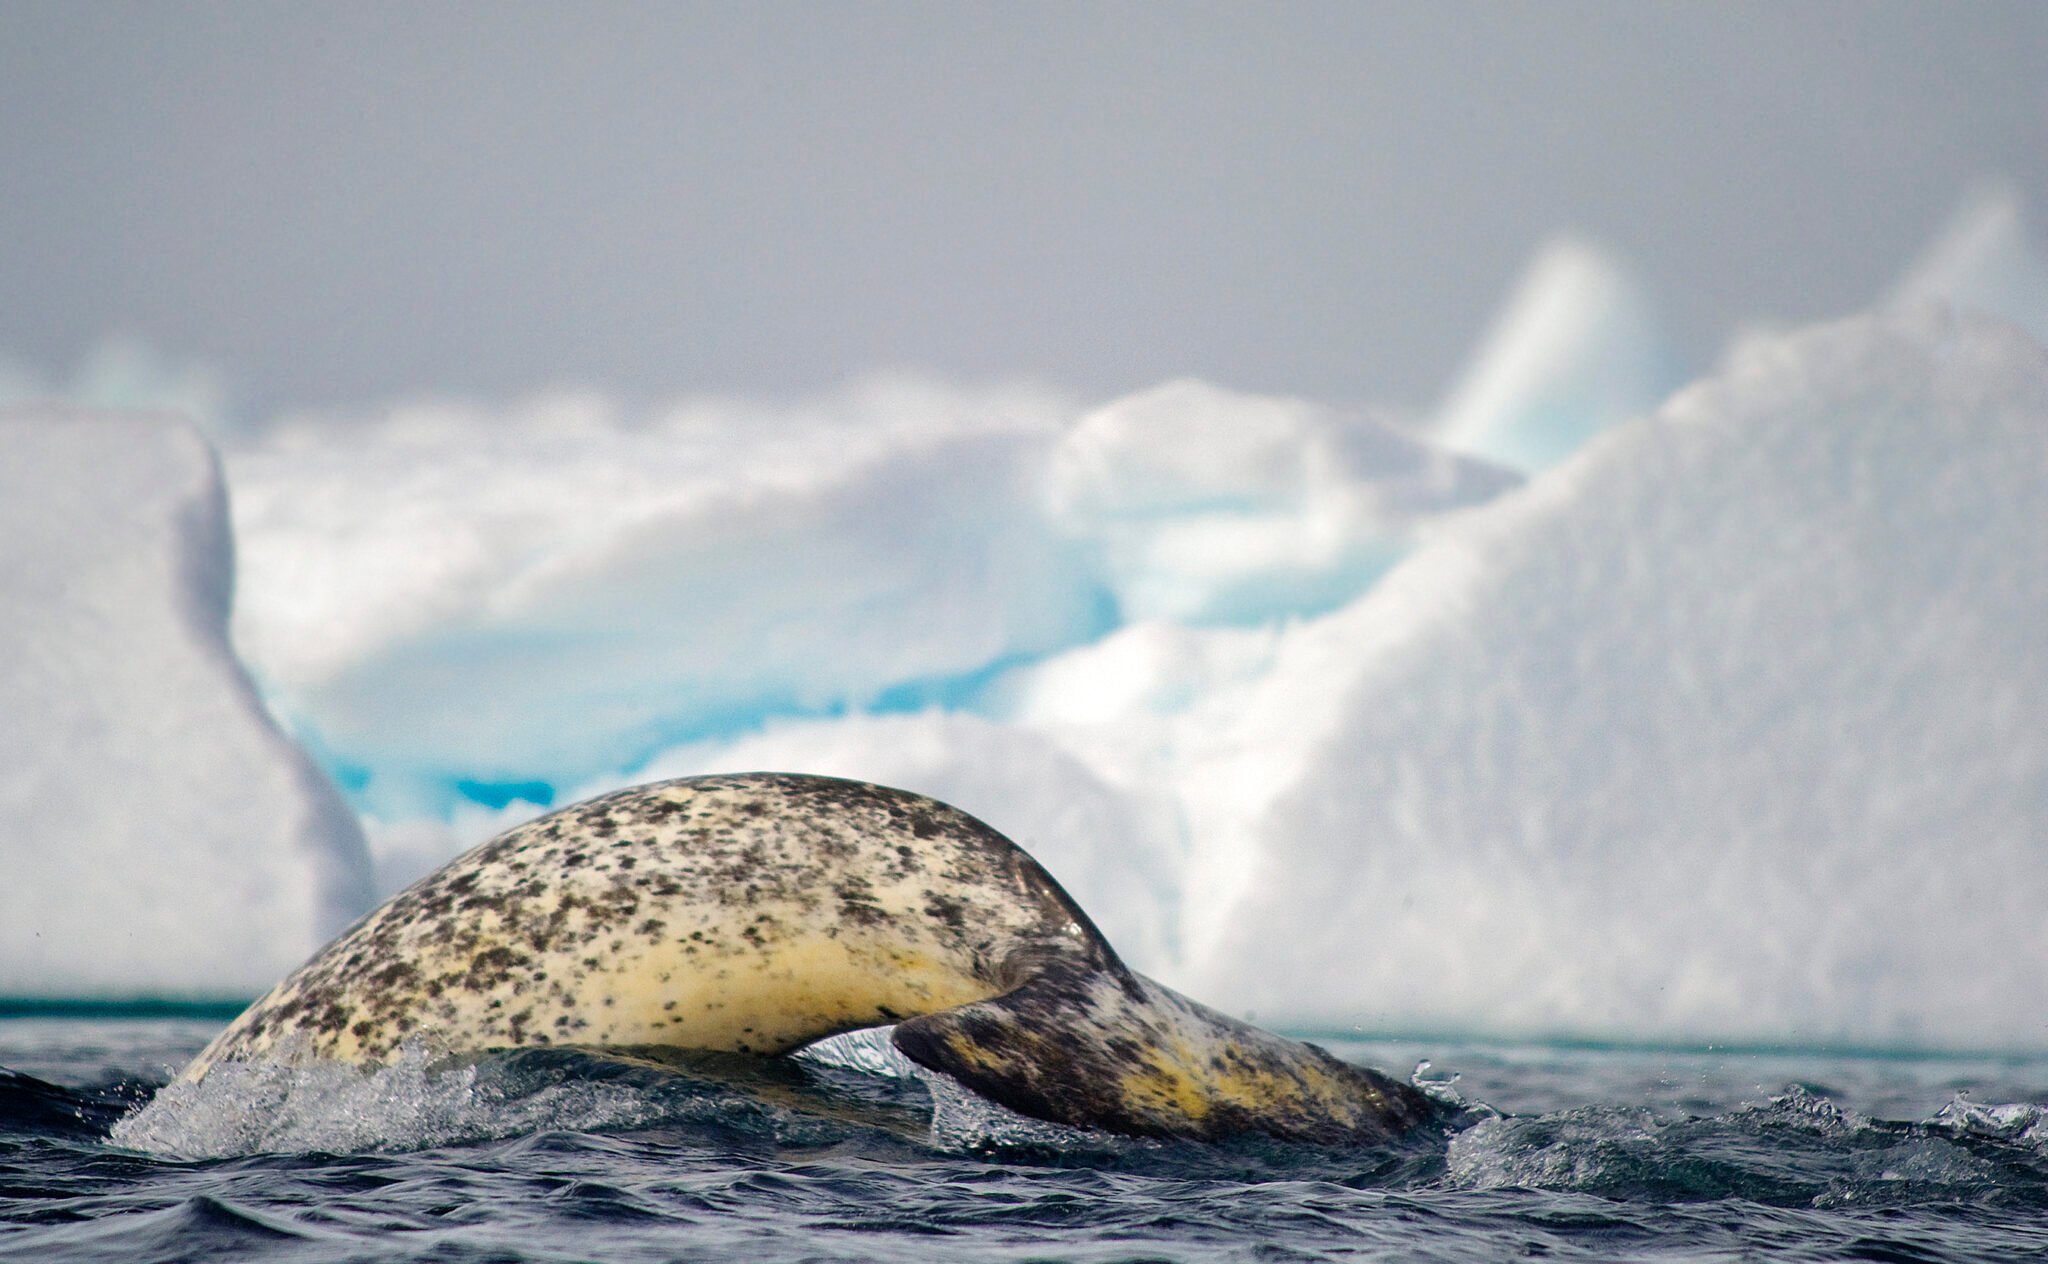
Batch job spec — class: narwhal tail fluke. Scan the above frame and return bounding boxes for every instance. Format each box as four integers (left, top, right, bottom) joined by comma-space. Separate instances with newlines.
892, 960, 1439, 1144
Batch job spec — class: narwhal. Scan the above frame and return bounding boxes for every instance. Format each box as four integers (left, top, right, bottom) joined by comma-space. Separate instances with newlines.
184, 773, 1437, 1144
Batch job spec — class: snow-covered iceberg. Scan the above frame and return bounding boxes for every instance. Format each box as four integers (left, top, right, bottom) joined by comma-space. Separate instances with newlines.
223, 378, 1102, 815
224, 373, 1521, 822
8, 193, 2044, 1051
1195, 307, 2048, 1049
0, 408, 370, 997
1046, 378, 1517, 624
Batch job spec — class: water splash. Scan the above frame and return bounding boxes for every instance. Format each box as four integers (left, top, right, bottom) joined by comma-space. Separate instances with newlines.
798, 1025, 1125, 1153
1446, 1083, 2048, 1208
109, 1048, 682, 1159
794, 1026, 918, 1079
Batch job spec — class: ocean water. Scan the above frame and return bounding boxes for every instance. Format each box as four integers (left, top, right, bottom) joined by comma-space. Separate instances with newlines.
4, 1016, 2046, 1262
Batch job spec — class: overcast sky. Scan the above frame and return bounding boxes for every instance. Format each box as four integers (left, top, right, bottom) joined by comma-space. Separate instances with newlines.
3, 1, 2044, 418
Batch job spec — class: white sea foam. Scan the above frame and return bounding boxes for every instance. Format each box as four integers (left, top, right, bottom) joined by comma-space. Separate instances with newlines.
110, 1049, 676, 1158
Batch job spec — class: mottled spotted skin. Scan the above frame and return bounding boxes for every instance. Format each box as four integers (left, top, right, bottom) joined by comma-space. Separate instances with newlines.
895, 963, 1436, 1144
183, 773, 1437, 1144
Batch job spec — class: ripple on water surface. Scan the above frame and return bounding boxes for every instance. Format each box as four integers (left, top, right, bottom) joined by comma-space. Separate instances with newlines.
5, 1018, 2048, 1262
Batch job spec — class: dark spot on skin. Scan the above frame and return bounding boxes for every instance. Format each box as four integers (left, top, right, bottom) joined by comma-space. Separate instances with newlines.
463, 945, 531, 992
922, 892, 967, 932
834, 876, 886, 927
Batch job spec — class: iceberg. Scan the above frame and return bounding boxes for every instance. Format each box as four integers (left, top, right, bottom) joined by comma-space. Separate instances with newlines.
224, 372, 1522, 821
1046, 378, 1518, 625
222, 377, 1103, 815
0, 408, 370, 997
1194, 307, 2048, 1048
1429, 237, 1687, 472
11, 196, 2041, 1050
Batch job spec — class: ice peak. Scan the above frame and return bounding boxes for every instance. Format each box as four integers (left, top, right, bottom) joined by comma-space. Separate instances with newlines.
1430, 235, 1685, 473
1888, 181, 2048, 345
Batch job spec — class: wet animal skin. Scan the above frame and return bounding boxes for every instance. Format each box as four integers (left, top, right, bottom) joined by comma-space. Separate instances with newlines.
185, 773, 1437, 1144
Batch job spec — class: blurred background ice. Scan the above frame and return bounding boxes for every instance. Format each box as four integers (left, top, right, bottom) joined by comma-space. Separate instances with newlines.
0, 412, 369, 995
2, 2, 2045, 1051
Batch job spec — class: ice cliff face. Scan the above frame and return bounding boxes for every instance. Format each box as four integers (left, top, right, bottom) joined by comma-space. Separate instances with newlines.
0, 408, 370, 996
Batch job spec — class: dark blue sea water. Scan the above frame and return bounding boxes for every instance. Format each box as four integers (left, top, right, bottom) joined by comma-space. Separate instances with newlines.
4, 1015, 2047, 1262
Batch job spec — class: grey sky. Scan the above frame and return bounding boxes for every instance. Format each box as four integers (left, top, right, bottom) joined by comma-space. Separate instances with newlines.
2, 1, 2043, 418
